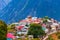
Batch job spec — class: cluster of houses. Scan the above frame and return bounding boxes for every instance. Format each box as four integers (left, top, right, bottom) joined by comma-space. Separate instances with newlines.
7, 16, 60, 40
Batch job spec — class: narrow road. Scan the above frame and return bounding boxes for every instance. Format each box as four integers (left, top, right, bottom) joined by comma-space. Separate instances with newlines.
43, 31, 57, 40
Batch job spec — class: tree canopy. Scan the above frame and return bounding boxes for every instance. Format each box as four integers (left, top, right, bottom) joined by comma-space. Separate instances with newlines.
0, 20, 7, 40
28, 23, 45, 38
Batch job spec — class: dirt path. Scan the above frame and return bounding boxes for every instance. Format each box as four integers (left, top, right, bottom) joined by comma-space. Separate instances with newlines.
51, 34, 58, 40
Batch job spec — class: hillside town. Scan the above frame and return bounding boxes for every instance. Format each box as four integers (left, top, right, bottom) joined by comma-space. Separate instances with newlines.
7, 16, 60, 40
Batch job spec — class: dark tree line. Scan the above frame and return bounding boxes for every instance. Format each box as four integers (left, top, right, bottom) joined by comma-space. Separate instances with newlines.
0, 20, 7, 40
